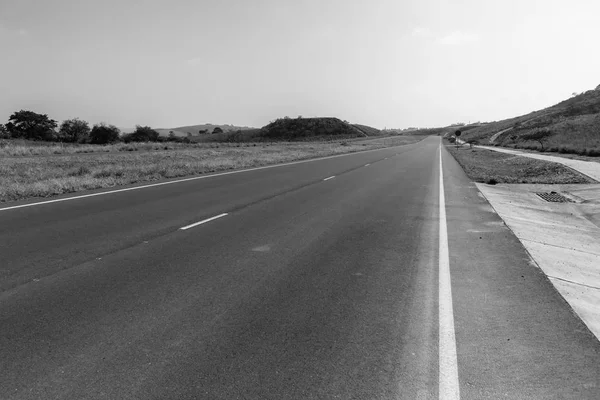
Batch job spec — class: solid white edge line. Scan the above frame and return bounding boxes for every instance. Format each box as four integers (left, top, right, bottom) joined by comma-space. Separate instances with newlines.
0, 144, 412, 212
323, 176, 335, 181
180, 213, 228, 230
439, 144, 460, 399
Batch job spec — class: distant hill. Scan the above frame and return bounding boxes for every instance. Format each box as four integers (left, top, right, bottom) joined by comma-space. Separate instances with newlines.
172, 124, 255, 136
152, 123, 256, 138
461, 85, 600, 154
397, 126, 464, 136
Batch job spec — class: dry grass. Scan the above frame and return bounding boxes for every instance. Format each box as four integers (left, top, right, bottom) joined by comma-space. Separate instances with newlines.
0, 136, 422, 202
0, 139, 215, 156
446, 145, 594, 184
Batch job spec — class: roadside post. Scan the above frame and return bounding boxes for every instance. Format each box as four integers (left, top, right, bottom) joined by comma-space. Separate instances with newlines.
454, 130, 461, 149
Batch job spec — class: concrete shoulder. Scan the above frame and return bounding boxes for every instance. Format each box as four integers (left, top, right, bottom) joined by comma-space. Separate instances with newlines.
477, 182, 600, 339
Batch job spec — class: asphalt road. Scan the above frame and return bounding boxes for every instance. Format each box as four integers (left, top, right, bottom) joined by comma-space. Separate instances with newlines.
1, 137, 599, 399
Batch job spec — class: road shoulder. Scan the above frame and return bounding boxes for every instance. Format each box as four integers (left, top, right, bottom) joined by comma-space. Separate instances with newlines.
442, 144, 600, 399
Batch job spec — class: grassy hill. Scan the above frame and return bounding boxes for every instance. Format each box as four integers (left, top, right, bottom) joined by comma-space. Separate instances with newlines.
461, 86, 600, 155
352, 124, 382, 136
258, 117, 377, 141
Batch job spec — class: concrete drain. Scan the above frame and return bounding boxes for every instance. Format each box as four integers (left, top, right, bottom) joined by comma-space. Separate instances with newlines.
536, 192, 573, 203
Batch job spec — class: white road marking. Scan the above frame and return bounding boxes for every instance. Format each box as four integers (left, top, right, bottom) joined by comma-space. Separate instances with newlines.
180, 213, 228, 230
0, 145, 409, 212
365, 163, 370, 166
438, 145, 460, 399
323, 176, 335, 181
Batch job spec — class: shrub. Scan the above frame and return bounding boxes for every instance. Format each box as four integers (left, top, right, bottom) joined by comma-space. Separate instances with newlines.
123, 125, 159, 142
68, 166, 91, 176
466, 139, 479, 149
0, 124, 10, 139
585, 148, 600, 157
58, 118, 91, 143
90, 123, 120, 144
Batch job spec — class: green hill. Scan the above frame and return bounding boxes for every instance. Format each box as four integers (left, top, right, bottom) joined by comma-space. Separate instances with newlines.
461, 85, 600, 155
258, 117, 377, 141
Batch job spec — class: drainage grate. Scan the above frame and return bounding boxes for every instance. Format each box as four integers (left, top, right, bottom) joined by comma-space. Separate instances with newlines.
536, 192, 573, 203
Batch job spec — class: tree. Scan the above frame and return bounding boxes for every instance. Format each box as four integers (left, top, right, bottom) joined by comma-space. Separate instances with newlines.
212, 127, 223, 134
89, 123, 120, 144
522, 129, 553, 150
58, 118, 90, 143
126, 125, 159, 142
5, 110, 58, 140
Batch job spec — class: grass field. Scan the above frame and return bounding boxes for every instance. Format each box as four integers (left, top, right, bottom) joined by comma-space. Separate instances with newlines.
0, 139, 203, 156
446, 145, 594, 184
0, 135, 421, 203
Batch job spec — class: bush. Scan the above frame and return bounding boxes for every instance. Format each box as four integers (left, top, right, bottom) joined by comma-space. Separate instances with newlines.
90, 123, 120, 144
466, 139, 479, 148
123, 125, 159, 142
0, 124, 9, 139
585, 148, 600, 157
58, 118, 90, 143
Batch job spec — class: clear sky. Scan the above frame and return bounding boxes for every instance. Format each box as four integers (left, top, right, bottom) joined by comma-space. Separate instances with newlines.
1, 0, 598, 129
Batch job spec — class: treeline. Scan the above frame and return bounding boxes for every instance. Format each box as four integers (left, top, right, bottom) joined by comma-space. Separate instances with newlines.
0, 110, 177, 144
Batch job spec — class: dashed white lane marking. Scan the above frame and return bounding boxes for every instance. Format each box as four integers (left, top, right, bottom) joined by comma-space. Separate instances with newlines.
0, 145, 411, 212
180, 213, 228, 230
365, 163, 370, 166
438, 145, 460, 399
323, 176, 335, 181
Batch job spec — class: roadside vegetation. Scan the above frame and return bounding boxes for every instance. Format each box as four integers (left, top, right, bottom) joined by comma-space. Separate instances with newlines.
446, 144, 594, 185
0, 135, 421, 203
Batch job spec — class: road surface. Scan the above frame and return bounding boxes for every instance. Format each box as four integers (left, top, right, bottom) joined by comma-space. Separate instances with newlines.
1, 137, 599, 399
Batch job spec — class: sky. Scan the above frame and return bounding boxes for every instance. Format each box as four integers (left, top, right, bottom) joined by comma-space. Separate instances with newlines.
1, 0, 599, 130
